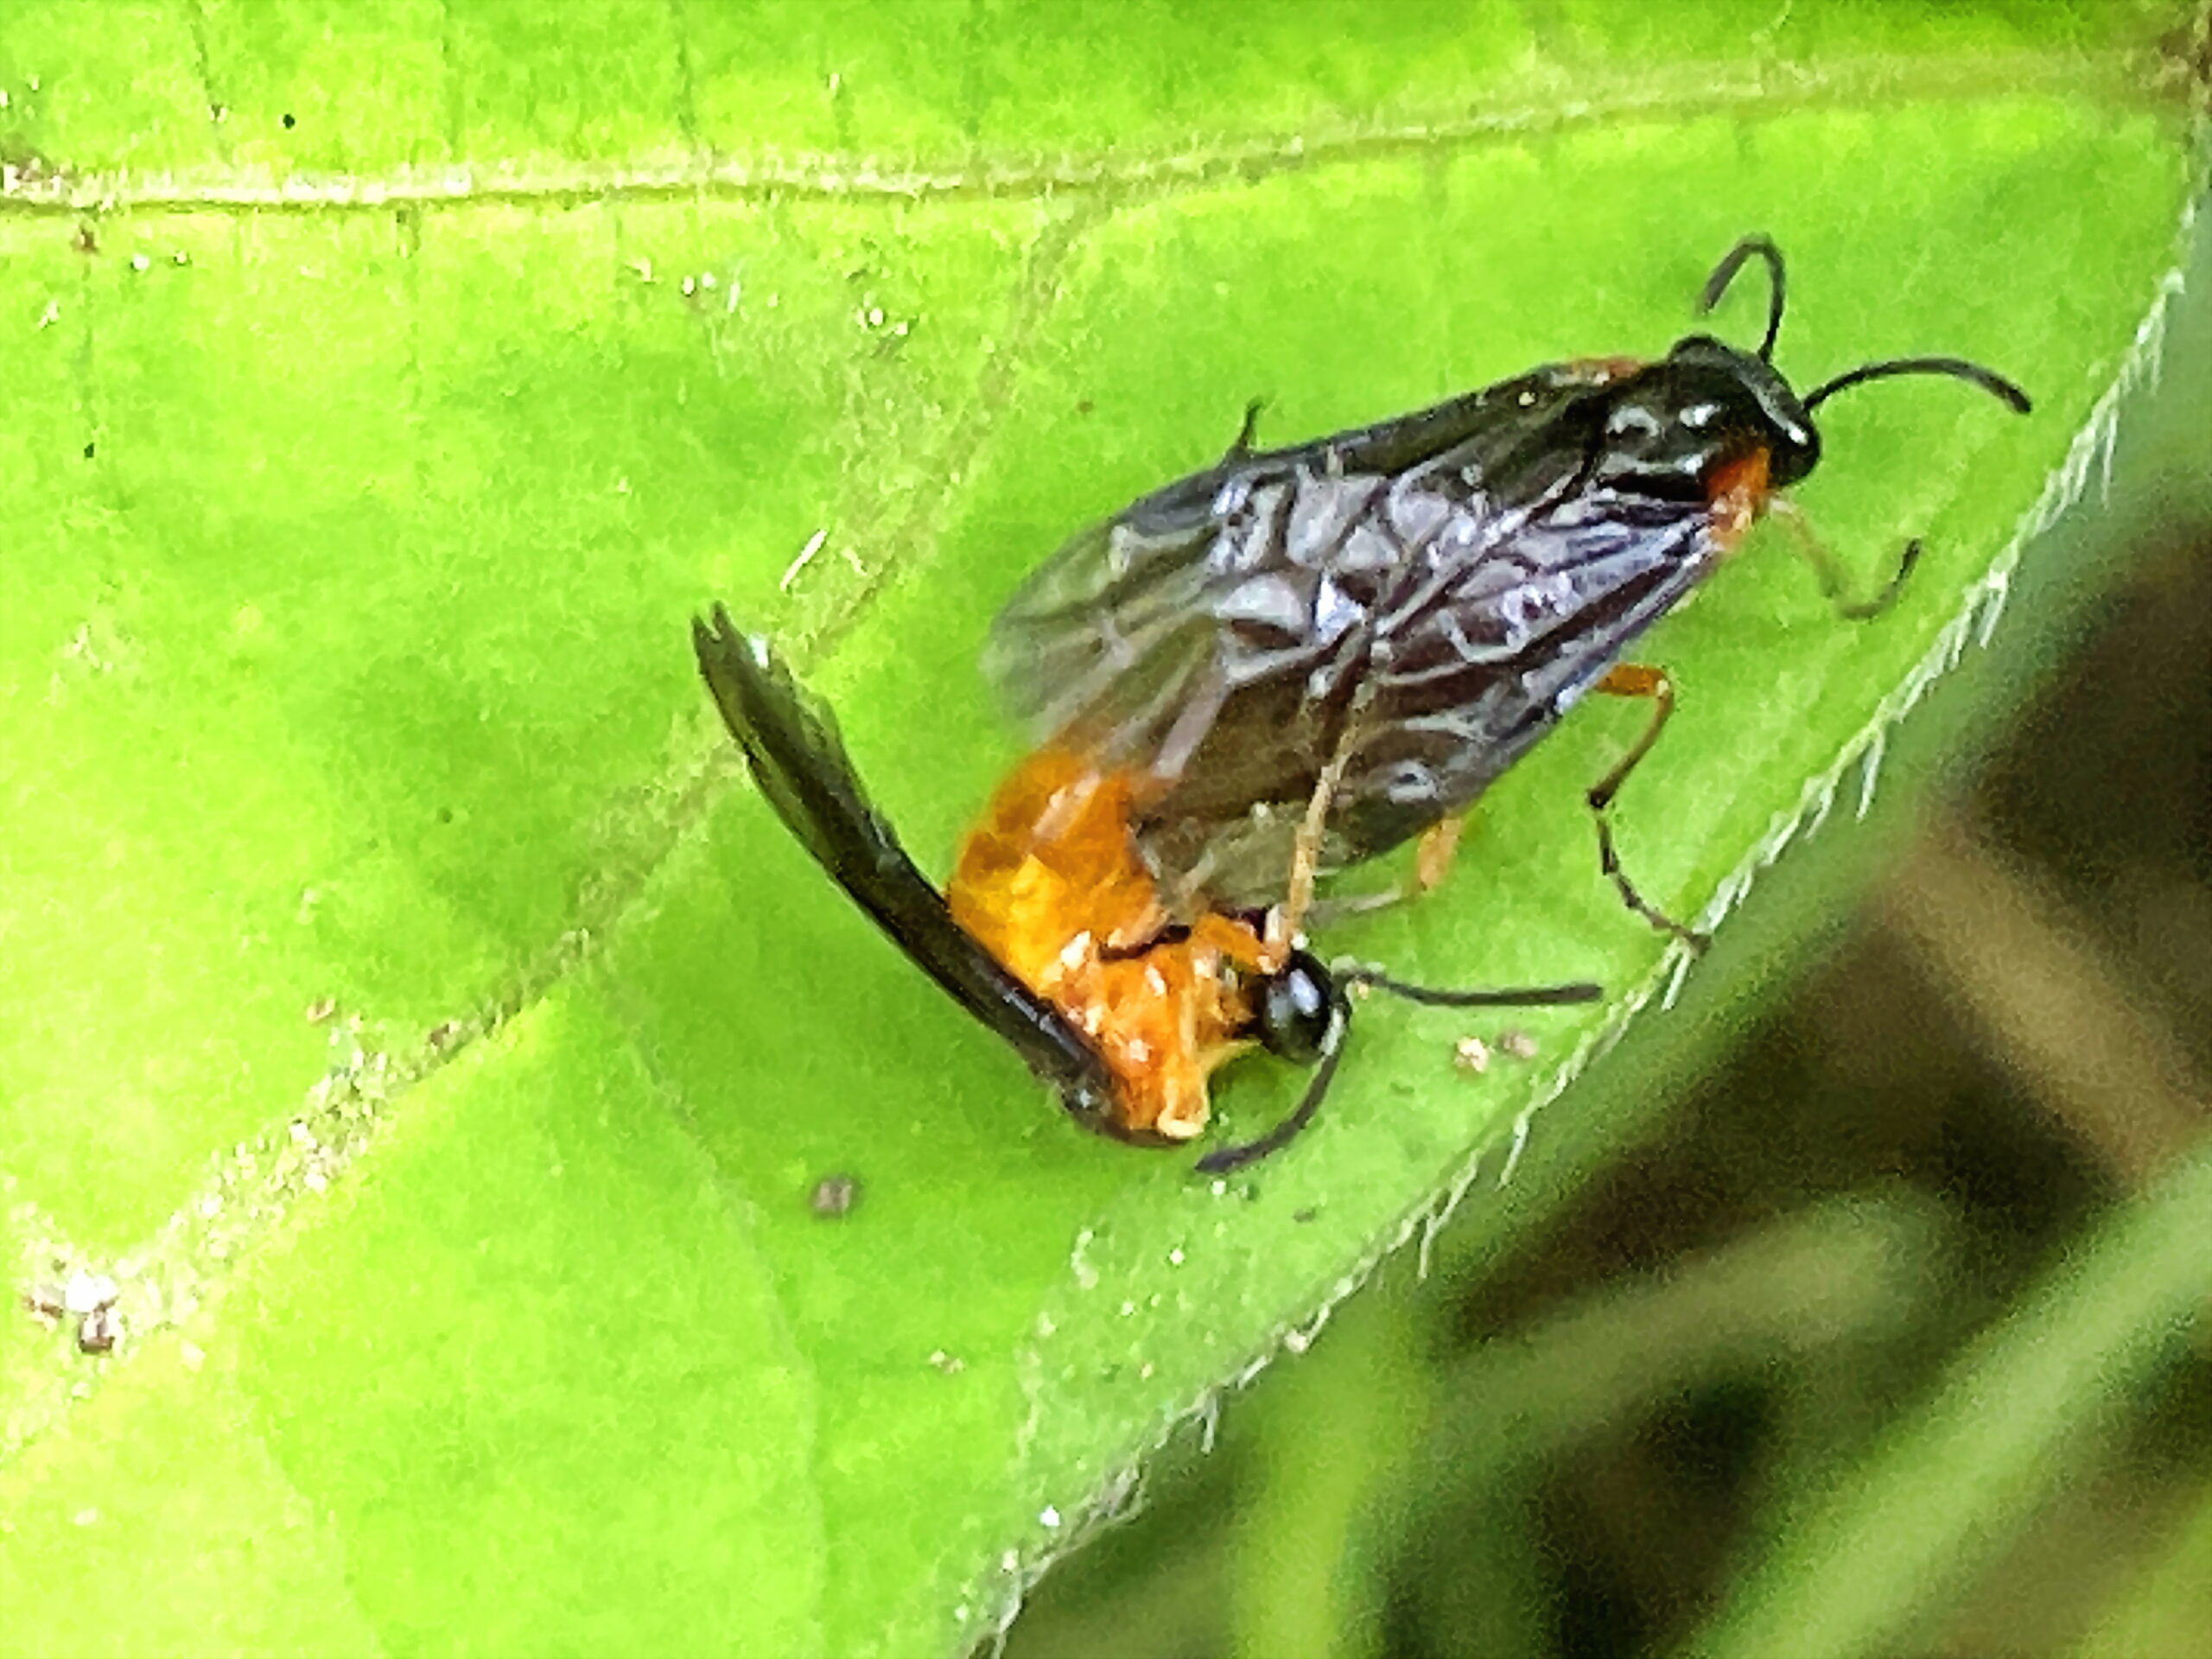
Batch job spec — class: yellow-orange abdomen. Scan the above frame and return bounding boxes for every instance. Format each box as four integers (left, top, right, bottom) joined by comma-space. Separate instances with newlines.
949, 749, 1263, 1140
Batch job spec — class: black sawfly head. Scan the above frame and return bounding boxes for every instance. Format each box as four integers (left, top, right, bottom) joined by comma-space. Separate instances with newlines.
1676, 233, 2032, 492
1249, 948, 1341, 1065
1599, 330, 1824, 496
1198, 957, 1601, 1176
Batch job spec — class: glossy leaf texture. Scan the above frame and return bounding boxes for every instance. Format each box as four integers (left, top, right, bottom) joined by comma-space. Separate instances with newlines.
0, 3, 2202, 1653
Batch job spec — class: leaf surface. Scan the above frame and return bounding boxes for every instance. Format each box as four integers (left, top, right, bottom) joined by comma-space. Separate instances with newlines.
0, 4, 2201, 1652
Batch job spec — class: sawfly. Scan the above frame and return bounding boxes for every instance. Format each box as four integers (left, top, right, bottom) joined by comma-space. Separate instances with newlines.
696, 236, 2029, 1167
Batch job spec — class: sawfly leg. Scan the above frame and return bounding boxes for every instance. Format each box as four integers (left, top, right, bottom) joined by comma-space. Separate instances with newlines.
1768, 497, 1925, 622
1586, 663, 1707, 950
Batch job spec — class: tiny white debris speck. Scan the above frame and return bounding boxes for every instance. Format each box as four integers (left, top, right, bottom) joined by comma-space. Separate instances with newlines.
62, 1271, 118, 1314
1454, 1036, 1491, 1074
36, 299, 60, 328
1166, 1247, 1185, 1267
130, 252, 150, 272
680, 275, 696, 296
178, 1340, 205, 1372
1039, 1506, 1061, 1529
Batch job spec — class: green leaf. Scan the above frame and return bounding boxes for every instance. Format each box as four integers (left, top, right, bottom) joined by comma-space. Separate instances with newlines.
1, 4, 2201, 1653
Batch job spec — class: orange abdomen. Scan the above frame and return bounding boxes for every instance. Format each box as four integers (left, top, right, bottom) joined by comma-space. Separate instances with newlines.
948, 749, 1262, 1141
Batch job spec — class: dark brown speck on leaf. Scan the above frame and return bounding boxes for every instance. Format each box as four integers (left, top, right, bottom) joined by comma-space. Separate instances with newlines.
78, 1306, 120, 1355
22, 1281, 67, 1321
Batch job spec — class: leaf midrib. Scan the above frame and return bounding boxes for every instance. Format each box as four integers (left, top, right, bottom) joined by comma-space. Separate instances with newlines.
0, 44, 2153, 219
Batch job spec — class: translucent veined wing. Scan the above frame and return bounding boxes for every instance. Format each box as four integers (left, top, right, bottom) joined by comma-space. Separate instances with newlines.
986, 358, 1726, 907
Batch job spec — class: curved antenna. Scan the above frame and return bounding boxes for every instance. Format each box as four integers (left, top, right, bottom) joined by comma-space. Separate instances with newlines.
1803, 355, 2032, 415
1194, 1009, 1350, 1175
1192, 971, 1602, 1174
1698, 235, 1787, 360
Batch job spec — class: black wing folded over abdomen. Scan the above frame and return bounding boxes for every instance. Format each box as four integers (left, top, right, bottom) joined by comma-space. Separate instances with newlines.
692, 607, 1125, 1130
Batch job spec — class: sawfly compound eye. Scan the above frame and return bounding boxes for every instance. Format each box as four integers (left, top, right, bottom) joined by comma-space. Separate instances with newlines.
1252, 951, 1340, 1066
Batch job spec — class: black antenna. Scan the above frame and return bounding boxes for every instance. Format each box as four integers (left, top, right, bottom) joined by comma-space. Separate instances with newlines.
1350, 971, 1605, 1012
1194, 970, 1601, 1175
1804, 356, 2031, 415
1698, 235, 1787, 360
1194, 1006, 1351, 1175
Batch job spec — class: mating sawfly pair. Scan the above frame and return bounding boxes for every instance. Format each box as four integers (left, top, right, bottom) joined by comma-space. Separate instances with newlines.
694, 237, 2029, 1172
